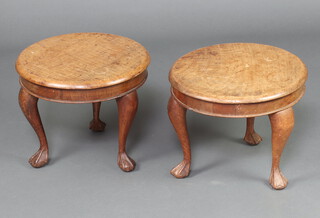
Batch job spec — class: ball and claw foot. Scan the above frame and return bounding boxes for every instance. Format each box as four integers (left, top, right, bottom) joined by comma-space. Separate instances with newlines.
244, 131, 262, 145
118, 152, 136, 172
89, 119, 106, 132
269, 168, 288, 190
29, 148, 49, 168
171, 160, 191, 178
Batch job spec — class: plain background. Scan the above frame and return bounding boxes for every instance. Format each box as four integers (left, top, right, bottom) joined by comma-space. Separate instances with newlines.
1, 0, 320, 217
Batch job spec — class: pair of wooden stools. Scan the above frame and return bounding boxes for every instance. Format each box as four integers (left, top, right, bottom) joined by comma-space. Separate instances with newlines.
17, 33, 307, 190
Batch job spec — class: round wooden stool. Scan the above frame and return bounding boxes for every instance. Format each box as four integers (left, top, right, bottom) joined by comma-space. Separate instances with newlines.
168, 43, 307, 189
16, 33, 150, 172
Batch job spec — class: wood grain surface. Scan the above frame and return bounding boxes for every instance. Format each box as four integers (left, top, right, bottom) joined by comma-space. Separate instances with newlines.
16, 33, 150, 89
169, 43, 307, 103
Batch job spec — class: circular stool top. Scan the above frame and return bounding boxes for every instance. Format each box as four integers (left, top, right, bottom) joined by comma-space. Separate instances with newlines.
16, 33, 150, 89
170, 43, 307, 104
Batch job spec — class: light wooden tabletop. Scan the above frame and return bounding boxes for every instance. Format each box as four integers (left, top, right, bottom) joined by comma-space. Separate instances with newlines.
170, 43, 307, 103
16, 33, 150, 89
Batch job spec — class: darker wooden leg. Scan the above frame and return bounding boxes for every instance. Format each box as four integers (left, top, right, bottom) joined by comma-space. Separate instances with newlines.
268, 108, 294, 190
19, 88, 49, 168
116, 91, 138, 172
243, 117, 262, 145
168, 95, 191, 178
89, 102, 106, 132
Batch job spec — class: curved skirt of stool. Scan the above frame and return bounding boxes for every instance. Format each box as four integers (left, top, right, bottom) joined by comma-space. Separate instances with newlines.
171, 86, 305, 118
19, 70, 147, 103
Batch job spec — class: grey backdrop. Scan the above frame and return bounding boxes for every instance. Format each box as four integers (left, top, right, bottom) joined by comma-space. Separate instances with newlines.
1, 0, 320, 217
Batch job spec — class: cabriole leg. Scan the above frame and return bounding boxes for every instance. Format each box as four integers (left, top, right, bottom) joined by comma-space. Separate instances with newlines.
268, 108, 294, 190
19, 88, 49, 168
243, 117, 262, 145
168, 95, 191, 178
89, 102, 106, 132
116, 91, 138, 172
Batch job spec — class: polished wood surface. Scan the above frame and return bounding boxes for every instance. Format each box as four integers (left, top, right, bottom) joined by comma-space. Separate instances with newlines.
168, 43, 307, 190
16, 33, 150, 89
17, 33, 150, 171
170, 43, 307, 103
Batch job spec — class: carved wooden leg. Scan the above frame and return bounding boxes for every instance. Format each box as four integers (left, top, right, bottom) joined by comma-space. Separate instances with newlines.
116, 91, 138, 172
243, 117, 262, 145
89, 102, 106, 132
168, 95, 191, 178
19, 88, 49, 168
268, 108, 294, 190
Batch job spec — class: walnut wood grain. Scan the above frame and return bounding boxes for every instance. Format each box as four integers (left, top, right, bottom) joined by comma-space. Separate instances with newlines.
170, 43, 307, 104
19, 88, 49, 168
16, 33, 150, 89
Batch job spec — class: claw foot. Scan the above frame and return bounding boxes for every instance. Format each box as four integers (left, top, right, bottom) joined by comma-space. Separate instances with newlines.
89, 119, 106, 132
269, 168, 288, 190
118, 152, 136, 172
244, 131, 262, 145
171, 160, 191, 178
29, 148, 49, 168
